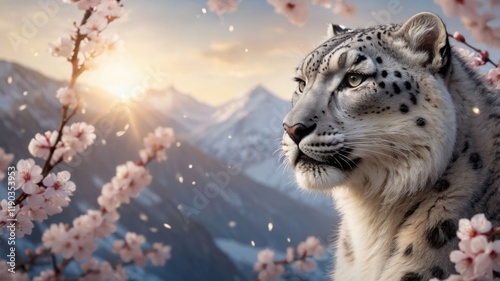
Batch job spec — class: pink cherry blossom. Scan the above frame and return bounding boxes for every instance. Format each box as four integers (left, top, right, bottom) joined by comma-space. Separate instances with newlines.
456, 48, 484, 68
92, 210, 119, 238
451, 248, 474, 278
96, 0, 125, 19
295, 259, 317, 271
62, 122, 96, 154
112, 161, 152, 198
43, 171, 76, 199
104, 34, 123, 53
113, 232, 146, 263
77, 0, 101, 11
56, 87, 78, 109
254, 249, 275, 271
15, 212, 34, 238
15, 159, 43, 194
146, 243, 172, 266
492, 240, 500, 271
33, 269, 58, 281
297, 236, 324, 258
286, 246, 295, 262
486, 68, 500, 89
0, 261, 29, 281
48, 37, 73, 59
42, 223, 67, 249
207, 0, 239, 15
457, 214, 493, 240
0, 148, 14, 181
28, 131, 59, 159
21, 193, 48, 221
267, 0, 309, 27
332, 0, 356, 19
434, 0, 483, 19
141, 127, 175, 162
312, 0, 331, 8
43, 195, 69, 216
254, 249, 286, 281
80, 13, 108, 35
0, 199, 17, 227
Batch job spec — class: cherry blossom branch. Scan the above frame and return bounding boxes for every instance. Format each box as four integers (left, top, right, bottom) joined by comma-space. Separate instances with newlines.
253, 236, 325, 280
448, 32, 498, 68
252, 254, 310, 281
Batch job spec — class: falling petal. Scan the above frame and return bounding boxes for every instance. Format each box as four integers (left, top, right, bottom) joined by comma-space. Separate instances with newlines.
19, 104, 27, 111
472, 106, 480, 115
251, 240, 255, 247
176, 142, 182, 147
139, 213, 148, 221
124, 123, 130, 130
23, 91, 28, 96
150, 227, 158, 233
229, 25, 234, 32
202, 8, 207, 13
163, 223, 172, 229
116, 130, 126, 137
7, 76, 12, 84
287, 237, 291, 243
228, 221, 237, 228
178, 176, 184, 183
188, 164, 193, 169
268, 222, 273, 232
192, 181, 196, 185
102, 139, 107, 145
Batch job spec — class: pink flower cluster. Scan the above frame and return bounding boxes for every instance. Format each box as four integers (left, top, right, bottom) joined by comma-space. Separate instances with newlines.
50, 0, 124, 74
139, 127, 175, 163
79, 258, 128, 281
432, 214, 500, 281
112, 232, 171, 266
206, 0, 355, 26
207, 0, 239, 15
0, 160, 76, 238
269, 0, 356, 25
39, 126, 173, 269
254, 236, 325, 281
97, 161, 152, 210
28, 122, 96, 164
435, 0, 500, 47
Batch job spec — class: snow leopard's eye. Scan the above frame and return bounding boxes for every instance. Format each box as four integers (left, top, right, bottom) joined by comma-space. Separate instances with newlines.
294, 78, 306, 94
344, 73, 366, 88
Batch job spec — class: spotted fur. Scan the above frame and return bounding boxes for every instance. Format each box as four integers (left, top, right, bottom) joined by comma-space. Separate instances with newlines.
281, 12, 500, 281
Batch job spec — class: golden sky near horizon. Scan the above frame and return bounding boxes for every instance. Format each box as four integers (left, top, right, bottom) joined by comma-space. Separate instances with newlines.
0, 0, 495, 105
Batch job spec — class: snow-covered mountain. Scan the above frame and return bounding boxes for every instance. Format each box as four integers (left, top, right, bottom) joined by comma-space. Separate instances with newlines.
147, 86, 215, 130
0, 60, 338, 280
169, 85, 335, 213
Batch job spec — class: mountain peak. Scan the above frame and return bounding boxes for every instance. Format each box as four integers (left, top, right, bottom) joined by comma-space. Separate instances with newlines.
243, 85, 273, 100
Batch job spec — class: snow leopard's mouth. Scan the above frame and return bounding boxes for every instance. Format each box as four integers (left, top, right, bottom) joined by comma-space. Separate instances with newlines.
295, 148, 360, 172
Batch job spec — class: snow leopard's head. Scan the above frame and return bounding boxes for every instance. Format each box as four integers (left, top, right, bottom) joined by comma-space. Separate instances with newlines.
282, 12, 457, 200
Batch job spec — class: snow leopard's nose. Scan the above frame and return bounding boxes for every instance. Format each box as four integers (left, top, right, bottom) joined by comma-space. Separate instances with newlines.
283, 123, 317, 145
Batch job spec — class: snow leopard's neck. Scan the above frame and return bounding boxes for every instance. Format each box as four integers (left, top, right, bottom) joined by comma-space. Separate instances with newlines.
331, 51, 500, 279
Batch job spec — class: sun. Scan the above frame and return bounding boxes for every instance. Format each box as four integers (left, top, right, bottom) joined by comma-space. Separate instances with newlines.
84, 59, 144, 100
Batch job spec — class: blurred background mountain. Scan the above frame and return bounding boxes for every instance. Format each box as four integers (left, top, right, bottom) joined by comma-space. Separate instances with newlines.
0, 60, 338, 280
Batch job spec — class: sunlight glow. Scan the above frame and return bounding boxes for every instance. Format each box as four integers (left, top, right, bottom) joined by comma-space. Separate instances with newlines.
87, 60, 144, 101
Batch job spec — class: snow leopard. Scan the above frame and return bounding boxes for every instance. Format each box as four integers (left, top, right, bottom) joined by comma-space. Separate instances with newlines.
281, 12, 500, 281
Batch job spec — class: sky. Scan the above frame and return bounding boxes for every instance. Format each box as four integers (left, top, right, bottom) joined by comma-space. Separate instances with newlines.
1, 0, 498, 105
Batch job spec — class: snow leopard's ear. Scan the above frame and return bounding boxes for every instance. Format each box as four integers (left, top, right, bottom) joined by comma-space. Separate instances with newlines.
396, 12, 451, 75
327, 24, 351, 37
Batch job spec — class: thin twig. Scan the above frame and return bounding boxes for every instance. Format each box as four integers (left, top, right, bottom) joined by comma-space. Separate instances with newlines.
448, 33, 499, 68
